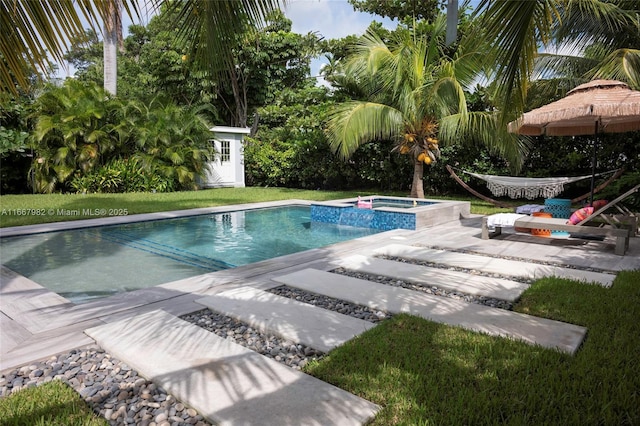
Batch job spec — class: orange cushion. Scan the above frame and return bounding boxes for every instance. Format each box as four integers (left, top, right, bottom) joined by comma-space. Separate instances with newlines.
568, 207, 594, 225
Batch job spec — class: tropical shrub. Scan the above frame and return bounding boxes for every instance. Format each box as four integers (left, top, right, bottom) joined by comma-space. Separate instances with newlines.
117, 98, 214, 191
0, 92, 33, 194
69, 158, 175, 193
31, 80, 123, 193
30, 81, 214, 193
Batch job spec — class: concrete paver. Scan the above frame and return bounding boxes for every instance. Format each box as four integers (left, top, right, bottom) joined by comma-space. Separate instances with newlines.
374, 243, 616, 287
85, 310, 380, 426
273, 268, 587, 354
197, 287, 375, 353
339, 254, 529, 302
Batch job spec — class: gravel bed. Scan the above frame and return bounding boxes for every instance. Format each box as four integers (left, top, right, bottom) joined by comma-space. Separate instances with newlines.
332, 267, 514, 310
0, 347, 211, 426
179, 309, 324, 370
267, 285, 392, 323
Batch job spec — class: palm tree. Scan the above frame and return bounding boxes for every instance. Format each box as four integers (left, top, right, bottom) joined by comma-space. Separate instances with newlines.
474, 0, 638, 119
1, 0, 280, 95
326, 20, 526, 198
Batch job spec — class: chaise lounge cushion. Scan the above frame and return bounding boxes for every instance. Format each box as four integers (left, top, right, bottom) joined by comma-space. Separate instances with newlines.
568, 207, 594, 225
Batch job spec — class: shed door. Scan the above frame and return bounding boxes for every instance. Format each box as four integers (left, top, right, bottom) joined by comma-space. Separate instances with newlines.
214, 139, 235, 183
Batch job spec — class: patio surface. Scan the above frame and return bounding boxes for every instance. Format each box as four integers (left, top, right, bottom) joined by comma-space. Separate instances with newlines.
1, 206, 639, 424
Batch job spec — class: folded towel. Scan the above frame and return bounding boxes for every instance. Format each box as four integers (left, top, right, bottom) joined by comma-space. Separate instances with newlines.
486, 213, 528, 228
515, 204, 545, 214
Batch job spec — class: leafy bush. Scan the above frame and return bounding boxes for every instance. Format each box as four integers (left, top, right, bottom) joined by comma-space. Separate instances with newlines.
30, 81, 214, 193
70, 158, 175, 193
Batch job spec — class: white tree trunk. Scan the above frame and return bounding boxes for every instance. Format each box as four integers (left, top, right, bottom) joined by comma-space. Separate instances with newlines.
103, 1, 121, 95
446, 0, 458, 45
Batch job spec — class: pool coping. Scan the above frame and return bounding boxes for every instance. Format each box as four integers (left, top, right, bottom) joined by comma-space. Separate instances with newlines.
0, 199, 311, 237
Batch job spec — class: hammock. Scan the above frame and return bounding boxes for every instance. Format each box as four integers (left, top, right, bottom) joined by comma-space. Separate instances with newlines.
462, 171, 606, 200
445, 166, 623, 207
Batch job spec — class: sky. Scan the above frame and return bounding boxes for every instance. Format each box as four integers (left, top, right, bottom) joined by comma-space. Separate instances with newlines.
283, 0, 395, 80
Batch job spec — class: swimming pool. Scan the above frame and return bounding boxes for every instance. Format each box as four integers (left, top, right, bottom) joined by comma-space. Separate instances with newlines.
0, 206, 381, 304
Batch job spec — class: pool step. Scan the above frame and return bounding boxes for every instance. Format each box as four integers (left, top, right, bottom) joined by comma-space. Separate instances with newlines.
338, 255, 528, 302
374, 244, 616, 287
85, 310, 379, 426
272, 269, 587, 355
196, 287, 375, 353
98, 230, 234, 271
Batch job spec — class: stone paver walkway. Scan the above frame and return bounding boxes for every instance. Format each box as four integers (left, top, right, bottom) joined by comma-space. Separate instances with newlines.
374, 243, 616, 287
273, 268, 587, 355
339, 254, 529, 302
85, 310, 379, 426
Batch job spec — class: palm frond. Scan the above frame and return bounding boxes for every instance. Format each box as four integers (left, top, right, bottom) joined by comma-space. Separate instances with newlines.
168, 0, 280, 77
439, 111, 530, 172
534, 52, 597, 80
326, 101, 404, 160
0, 0, 143, 94
555, 0, 637, 50
589, 48, 640, 90
474, 0, 561, 120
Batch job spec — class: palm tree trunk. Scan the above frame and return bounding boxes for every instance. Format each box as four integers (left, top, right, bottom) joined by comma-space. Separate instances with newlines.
103, 0, 122, 95
445, 0, 458, 45
410, 160, 425, 198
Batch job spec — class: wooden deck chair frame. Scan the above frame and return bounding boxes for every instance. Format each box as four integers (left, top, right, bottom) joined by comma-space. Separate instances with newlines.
481, 183, 639, 256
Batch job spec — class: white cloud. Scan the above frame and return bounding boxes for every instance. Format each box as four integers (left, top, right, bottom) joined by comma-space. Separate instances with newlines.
284, 0, 394, 40
284, 0, 391, 39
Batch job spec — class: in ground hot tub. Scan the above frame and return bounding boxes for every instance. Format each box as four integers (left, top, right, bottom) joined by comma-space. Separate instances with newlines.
310, 196, 470, 230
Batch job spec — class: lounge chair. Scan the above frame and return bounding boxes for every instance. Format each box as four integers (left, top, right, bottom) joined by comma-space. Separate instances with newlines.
481, 183, 639, 256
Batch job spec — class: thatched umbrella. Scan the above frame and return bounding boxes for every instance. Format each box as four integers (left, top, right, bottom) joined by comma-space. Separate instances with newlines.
508, 79, 640, 203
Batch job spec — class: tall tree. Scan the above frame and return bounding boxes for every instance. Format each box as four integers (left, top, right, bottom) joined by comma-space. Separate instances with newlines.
1, 0, 281, 95
326, 20, 525, 198
103, 0, 122, 95
348, 0, 444, 21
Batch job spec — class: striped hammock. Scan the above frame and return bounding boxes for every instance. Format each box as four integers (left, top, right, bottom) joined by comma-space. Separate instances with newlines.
463, 170, 614, 200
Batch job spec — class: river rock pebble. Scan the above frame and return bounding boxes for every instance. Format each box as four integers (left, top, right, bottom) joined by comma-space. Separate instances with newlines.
0, 347, 210, 426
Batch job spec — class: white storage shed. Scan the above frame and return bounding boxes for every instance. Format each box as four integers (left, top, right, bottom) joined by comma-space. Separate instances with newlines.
200, 126, 250, 188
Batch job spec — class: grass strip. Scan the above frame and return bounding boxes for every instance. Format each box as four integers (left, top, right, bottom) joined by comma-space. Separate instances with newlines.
0, 380, 108, 426
305, 271, 640, 425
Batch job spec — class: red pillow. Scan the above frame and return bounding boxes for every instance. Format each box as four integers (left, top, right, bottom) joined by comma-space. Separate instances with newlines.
568, 207, 594, 225
589, 199, 608, 209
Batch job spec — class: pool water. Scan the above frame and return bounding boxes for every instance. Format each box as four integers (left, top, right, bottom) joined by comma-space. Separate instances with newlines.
1, 206, 381, 304
351, 198, 433, 209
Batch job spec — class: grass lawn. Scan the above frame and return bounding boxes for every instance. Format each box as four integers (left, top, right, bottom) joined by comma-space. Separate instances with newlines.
305, 271, 640, 425
0, 380, 108, 426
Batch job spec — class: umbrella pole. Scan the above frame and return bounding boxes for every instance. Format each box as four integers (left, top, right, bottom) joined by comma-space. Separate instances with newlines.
590, 122, 599, 206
